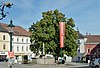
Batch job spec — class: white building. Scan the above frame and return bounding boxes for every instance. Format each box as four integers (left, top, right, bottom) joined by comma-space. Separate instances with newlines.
12, 35, 32, 62
72, 32, 86, 62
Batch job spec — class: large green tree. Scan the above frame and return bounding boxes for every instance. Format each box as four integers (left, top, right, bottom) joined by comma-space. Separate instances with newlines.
29, 9, 78, 57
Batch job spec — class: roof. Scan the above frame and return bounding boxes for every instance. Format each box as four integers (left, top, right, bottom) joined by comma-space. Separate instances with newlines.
0, 23, 30, 36
0, 23, 8, 32
84, 35, 100, 43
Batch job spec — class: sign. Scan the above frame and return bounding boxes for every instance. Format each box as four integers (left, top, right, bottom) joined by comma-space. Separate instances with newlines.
1, 52, 5, 54
8, 51, 14, 58
59, 22, 65, 48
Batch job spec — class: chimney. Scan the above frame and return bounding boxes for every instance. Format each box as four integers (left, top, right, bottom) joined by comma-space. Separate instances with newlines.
89, 33, 91, 35
86, 32, 91, 35
86, 32, 88, 35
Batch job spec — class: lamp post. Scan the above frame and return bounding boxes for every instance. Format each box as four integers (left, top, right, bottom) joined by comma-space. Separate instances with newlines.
8, 20, 15, 68
0, 2, 13, 20
43, 29, 45, 55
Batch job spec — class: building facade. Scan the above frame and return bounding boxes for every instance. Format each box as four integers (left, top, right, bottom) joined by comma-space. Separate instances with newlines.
13, 35, 32, 62
0, 32, 10, 60
72, 32, 86, 62
84, 35, 100, 63
0, 23, 32, 62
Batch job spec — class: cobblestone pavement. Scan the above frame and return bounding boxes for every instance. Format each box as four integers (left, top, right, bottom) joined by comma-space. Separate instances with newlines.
0, 62, 89, 68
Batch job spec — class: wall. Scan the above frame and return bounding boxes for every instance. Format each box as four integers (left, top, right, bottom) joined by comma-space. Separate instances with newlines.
85, 44, 97, 55
12, 35, 32, 62
12, 36, 31, 54
79, 39, 85, 53
0, 32, 9, 51
72, 38, 86, 62
0, 32, 10, 57
36, 58, 55, 64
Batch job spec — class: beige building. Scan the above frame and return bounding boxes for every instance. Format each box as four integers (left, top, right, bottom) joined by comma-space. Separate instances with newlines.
0, 31, 10, 60
0, 23, 32, 62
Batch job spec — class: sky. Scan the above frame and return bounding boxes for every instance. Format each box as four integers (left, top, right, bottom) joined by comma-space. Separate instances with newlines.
0, 0, 100, 35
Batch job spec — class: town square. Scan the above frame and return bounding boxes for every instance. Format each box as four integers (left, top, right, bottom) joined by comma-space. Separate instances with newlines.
0, 0, 100, 68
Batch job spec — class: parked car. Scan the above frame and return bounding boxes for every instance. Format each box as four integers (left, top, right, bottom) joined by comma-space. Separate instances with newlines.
89, 58, 100, 68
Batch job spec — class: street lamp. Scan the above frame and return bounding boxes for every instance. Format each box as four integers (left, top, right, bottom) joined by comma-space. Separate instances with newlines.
43, 29, 45, 55
0, 2, 13, 20
8, 20, 15, 68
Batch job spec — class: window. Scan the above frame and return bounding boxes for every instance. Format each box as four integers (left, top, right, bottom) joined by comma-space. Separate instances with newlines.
87, 49, 90, 53
3, 35, 5, 40
3, 44, 6, 50
97, 48, 100, 53
78, 57, 80, 61
77, 48, 80, 53
78, 49, 80, 53
22, 38, 24, 42
22, 46, 24, 51
17, 46, 19, 51
26, 39, 28, 43
17, 38, 19, 42
26, 46, 28, 51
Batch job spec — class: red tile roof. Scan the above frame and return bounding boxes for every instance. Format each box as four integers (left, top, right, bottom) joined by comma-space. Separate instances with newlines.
0, 23, 30, 36
84, 35, 100, 43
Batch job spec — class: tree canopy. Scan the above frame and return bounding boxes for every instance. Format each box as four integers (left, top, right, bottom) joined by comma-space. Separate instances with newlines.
29, 9, 78, 57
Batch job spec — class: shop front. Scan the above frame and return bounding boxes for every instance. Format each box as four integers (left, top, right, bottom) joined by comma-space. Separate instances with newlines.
0, 51, 8, 61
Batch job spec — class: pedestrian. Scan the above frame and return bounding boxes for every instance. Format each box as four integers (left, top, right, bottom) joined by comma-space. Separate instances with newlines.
55, 56, 58, 64
83, 57, 86, 63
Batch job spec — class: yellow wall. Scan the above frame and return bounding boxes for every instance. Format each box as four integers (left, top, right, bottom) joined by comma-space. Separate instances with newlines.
0, 32, 10, 51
